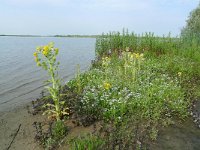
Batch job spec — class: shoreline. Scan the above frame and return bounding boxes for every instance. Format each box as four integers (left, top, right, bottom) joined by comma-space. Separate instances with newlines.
1, 98, 200, 150
0, 101, 98, 150
0, 35, 99, 38
0, 102, 45, 150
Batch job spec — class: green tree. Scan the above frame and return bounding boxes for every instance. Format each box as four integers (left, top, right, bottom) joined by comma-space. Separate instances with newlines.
181, 3, 200, 37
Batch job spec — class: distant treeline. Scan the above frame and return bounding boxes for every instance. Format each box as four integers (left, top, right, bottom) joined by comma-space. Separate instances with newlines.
54, 35, 100, 38
0, 34, 100, 38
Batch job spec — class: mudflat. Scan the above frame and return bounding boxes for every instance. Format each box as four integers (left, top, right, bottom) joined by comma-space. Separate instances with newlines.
0, 105, 46, 150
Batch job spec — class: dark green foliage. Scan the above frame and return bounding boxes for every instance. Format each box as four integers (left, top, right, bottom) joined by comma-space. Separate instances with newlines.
33, 120, 68, 150
95, 31, 179, 58
182, 3, 200, 34
70, 134, 105, 150
181, 3, 200, 44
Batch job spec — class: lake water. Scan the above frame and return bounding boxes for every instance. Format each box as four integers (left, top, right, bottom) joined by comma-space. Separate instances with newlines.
0, 36, 96, 112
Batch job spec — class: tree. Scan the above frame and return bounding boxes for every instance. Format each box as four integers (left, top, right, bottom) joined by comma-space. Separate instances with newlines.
181, 3, 200, 37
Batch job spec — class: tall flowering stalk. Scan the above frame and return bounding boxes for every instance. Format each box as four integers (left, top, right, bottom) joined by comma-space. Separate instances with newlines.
76, 64, 81, 94
102, 56, 111, 80
34, 42, 68, 121
121, 49, 144, 81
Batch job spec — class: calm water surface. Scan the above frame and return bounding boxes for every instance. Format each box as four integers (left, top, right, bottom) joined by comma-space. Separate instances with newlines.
0, 36, 95, 112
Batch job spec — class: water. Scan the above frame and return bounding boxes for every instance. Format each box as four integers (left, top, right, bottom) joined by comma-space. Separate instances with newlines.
0, 36, 96, 112
150, 118, 200, 150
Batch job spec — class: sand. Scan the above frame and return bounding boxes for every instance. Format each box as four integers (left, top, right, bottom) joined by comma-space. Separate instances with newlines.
0, 104, 96, 150
0, 105, 46, 150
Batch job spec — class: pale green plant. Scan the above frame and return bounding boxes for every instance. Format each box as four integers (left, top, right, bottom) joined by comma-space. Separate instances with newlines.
34, 42, 69, 121
76, 64, 81, 94
121, 50, 144, 82
70, 134, 105, 150
102, 56, 111, 80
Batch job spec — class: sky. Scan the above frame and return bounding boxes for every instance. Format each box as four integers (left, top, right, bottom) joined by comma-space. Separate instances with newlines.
0, 0, 199, 36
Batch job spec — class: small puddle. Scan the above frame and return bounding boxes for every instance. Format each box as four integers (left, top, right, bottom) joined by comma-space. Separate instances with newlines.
150, 100, 200, 150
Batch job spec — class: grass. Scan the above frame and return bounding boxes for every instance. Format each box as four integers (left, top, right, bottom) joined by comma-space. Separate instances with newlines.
34, 30, 200, 149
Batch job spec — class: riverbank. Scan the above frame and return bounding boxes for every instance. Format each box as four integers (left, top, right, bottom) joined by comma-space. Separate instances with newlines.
0, 101, 200, 150
0, 35, 99, 38
0, 102, 99, 150
0, 104, 45, 150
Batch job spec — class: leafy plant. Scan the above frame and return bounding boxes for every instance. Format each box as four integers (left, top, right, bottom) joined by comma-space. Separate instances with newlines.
181, 3, 200, 37
34, 42, 69, 121
70, 134, 105, 150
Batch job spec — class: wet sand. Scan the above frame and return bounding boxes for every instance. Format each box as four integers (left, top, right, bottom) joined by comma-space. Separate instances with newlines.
0, 104, 96, 150
0, 105, 46, 150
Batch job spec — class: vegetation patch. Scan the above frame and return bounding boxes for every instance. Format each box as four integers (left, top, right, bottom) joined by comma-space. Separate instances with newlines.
32, 6, 200, 147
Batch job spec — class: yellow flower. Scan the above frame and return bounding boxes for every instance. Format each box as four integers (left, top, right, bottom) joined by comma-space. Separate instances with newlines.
104, 82, 111, 90
102, 56, 111, 67
33, 52, 37, 57
178, 72, 182, 77
42, 46, 49, 56
36, 46, 42, 51
43, 45, 49, 51
43, 50, 48, 56
135, 53, 140, 59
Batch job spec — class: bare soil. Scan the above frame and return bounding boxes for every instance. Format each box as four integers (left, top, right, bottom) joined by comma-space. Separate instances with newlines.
0, 105, 46, 150
0, 104, 96, 150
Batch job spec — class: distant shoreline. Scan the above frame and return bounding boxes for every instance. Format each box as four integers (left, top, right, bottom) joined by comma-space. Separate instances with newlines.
0, 35, 100, 38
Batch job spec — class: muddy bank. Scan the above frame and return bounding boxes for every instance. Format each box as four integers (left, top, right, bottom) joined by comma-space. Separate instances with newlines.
0, 103, 96, 150
150, 119, 200, 150
0, 105, 46, 150
150, 98, 200, 150
0, 101, 200, 150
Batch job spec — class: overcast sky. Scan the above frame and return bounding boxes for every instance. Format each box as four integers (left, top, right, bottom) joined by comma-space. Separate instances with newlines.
0, 0, 199, 36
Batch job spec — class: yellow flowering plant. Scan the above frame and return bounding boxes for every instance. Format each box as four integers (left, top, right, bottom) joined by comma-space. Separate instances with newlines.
104, 82, 111, 90
102, 56, 111, 80
102, 56, 111, 68
122, 50, 144, 81
34, 42, 68, 121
